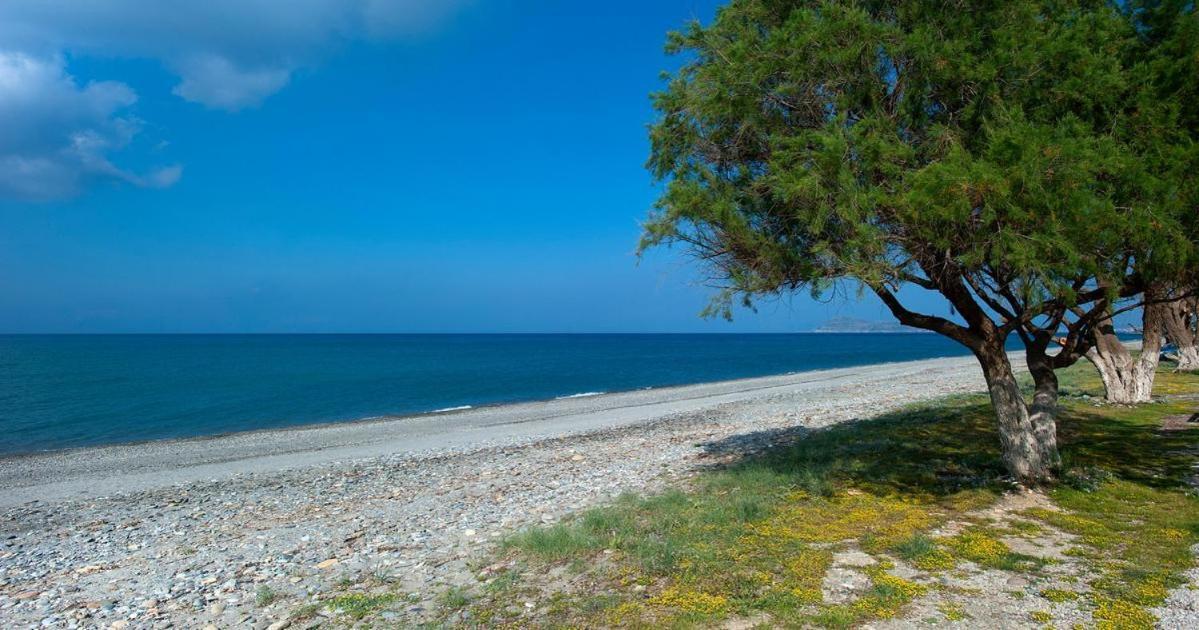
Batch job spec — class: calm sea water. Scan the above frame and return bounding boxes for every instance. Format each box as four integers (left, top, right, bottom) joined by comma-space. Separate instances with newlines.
0, 334, 976, 455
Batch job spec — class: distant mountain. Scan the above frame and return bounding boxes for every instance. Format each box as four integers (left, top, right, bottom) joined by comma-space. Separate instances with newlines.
813, 317, 931, 333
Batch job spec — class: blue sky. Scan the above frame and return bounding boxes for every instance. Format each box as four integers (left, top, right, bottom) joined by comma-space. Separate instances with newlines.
0, 0, 944, 333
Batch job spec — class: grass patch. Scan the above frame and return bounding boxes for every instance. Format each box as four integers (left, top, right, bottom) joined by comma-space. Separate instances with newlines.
255, 584, 278, 607
505, 522, 604, 561
490, 393, 1019, 627
938, 601, 968, 621
1040, 588, 1080, 603
447, 366, 1199, 627
324, 593, 397, 620
1021, 371, 1199, 628
893, 533, 956, 571
438, 585, 473, 610
945, 528, 1044, 572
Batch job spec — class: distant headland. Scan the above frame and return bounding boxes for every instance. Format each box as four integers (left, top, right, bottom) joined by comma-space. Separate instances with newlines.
813, 317, 932, 334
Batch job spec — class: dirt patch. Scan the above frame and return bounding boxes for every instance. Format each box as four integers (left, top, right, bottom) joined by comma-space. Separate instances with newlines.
1161, 413, 1199, 432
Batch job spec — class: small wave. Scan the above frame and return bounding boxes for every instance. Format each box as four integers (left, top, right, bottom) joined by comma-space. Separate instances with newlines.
555, 391, 605, 399
432, 405, 473, 413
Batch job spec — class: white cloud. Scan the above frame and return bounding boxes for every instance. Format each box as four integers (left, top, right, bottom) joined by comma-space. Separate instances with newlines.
171, 55, 292, 111
0, 52, 181, 200
0, 1, 466, 198
0, 0, 468, 110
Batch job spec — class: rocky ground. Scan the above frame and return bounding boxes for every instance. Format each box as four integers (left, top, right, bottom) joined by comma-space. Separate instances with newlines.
0, 360, 991, 629
2, 358, 1197, 629
871, 492, 1100, 629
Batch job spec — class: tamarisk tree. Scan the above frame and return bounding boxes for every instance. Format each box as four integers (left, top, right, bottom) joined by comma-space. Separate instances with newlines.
1073, 2, 1199, 399
1082, 291, 1167, 404
641, 0, 1197, 484
1164, 292, 1199, 370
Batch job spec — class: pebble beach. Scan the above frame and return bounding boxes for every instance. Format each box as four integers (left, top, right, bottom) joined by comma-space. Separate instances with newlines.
0, 355, 1038, 628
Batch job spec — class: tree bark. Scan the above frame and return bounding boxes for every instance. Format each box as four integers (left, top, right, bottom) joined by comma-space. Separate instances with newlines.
1083, 300, 1165, 404
1025, 351, 1062, 471
1163, 295, 1199, 371
975, 343, 1056, 485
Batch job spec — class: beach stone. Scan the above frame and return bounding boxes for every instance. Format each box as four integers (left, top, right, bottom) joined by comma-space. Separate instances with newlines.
832, 549, 876, 568
2, 355, 1113, 628
822, 566, 871, 604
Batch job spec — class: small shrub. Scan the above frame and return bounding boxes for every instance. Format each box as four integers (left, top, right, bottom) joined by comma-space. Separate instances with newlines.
1062, 466, 1115, 492
439, 586, 472, 610
255, 585, 278, 607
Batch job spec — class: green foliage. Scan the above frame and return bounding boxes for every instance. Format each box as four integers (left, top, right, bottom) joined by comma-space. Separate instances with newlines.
641, 0, 1197, 317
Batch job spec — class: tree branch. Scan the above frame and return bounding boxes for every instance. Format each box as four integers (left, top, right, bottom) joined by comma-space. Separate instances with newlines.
872, 285, 979, 349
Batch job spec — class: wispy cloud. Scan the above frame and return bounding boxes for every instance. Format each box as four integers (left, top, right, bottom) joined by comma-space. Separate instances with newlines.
0, 53, 181, 200
0, 1, 468, 198
0, 0, 469, 110
170, 55, 292, 112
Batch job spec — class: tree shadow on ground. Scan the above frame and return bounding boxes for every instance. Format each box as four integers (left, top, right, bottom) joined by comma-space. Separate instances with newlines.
482, 370, 1199, 629
696, 393, 1199, 500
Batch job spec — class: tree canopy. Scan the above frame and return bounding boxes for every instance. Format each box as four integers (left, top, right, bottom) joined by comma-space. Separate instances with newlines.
641, 0, 1198, 483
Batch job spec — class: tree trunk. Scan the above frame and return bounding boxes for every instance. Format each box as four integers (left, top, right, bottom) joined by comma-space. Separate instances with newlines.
1178, 346, 1199, 372
1084, 300, 1165, 404
1164, 295, 1199, 371
1025, 353, 1062, 472
976, 344, 1056, 485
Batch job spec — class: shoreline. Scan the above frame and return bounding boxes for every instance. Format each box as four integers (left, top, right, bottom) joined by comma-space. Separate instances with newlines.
0, 354, 991, 508
0, 338, 971, 462
1, 353, 1003, 628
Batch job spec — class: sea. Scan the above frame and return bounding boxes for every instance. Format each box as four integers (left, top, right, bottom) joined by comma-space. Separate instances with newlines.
0, 333, 979, 456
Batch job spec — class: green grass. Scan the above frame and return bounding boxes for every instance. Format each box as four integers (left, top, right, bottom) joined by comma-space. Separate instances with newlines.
324, 593, 397, 620
439, 585, 474, 610
938, 601, 969, 621
944, 528, 1046, 572
480, 397, 1010, 626
892, 533, 955, 571
255, 584, 278, 607
468, 366, 1199, 628
296, 365, 1199, 628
